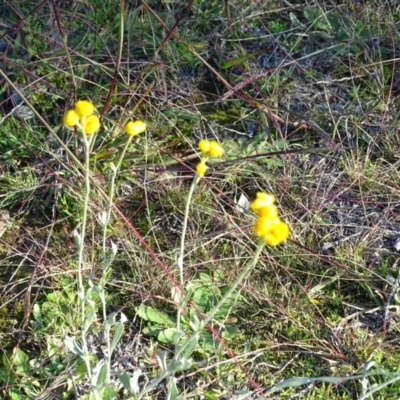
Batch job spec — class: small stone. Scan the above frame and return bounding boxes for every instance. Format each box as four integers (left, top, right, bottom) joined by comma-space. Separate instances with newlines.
393, 236, 400, 252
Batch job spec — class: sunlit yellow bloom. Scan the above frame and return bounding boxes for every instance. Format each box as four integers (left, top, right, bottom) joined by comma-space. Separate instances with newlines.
196, 161, 208, 177
250, 191, 289, 246
198, 140, 224, 157
63, 109, 80, 127
125, 120, 146, 136
198, 139, 211, 154
253, 216, 273, 237
264, 234, 282, 246
272, 220, 289, 241
251, 192, 275, 212
256, 204, 278, 219
74, 100, 95, 117
263, 221, 289, 246
208, 141, 224, 157
83, 115, 100, 134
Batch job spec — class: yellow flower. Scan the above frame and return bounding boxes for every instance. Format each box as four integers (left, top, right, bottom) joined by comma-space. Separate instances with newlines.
198, 140, 224, 157
198, 139, 211, 154
263, 221, 289, 246
74, 100, 95, 117
250, 191, 289, 246
256, 204, 278, 219
125, 120, 146, 136
196, 161, 208, 177
264, 234, 282, 247
251, 192, 275, 212
208, 141, 224, 157
63, 109, 80, 127
272, 220, 289, 241
83, 115, 100, 134
253, 216, 273, 238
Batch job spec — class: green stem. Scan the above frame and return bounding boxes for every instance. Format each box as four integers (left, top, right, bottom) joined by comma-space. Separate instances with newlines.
98, 134, 134, 387
101, 134, 134, 253
176, 174, 200, 333
76, 134, 92, 378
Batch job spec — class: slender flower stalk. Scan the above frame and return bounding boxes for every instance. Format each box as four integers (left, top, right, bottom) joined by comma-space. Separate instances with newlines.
101, 120, 146, 254
63, 100, 102, 379
158, 192, 290, 397
64, 100, 147, 392
176, 139, 224, 333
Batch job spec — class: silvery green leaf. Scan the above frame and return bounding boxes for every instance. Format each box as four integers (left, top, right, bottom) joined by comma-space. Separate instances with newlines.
111, 240, 118, 256
385, 274, 396, 284
166, 377, 180, 400
158, 328, 179, 343
13, 104, 34, 121
106, 312, 118, 326
156, 350, 168, 371
361, 361, 377, 396
237, 391, 253, 400
73, 229, 82, 251
172, 330, 185, 346
110, 322, 124, 353
83, 302, 96, 333
64, 336, 83, 356
188, 314, 201, 331
181, 335, 198, 359
289, 12, 304, 28
92, 362, 109, 389
169, 357, 192, 372
117, 370, 142, 394
97, 211, 108, 227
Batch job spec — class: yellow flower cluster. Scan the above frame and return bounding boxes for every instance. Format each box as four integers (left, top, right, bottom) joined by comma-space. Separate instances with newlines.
251, 192, 289, 246
124, 120, 146, 136
63, 100, 100, 135
196, 139, 224, 177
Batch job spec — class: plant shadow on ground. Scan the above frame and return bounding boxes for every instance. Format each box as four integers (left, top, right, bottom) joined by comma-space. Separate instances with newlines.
1, 0, 400, 398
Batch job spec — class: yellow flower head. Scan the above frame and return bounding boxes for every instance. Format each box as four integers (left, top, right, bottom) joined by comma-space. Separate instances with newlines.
198, 140, 224, 158
257, 205, 278, 220
251, 191, 289, 246
125, 120, 146, 136
263, 220, 289, 246
208, 141, 224, 157
63, 109, 80, 127
251, 192, 275, 212
74, 100, 95, 117
83, 114, 101, 135
196, 161, 208, 177
264, 234, 282, 247
198, 139, 211, 154
253, 216, 274, 238
272, 220, 289, 241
